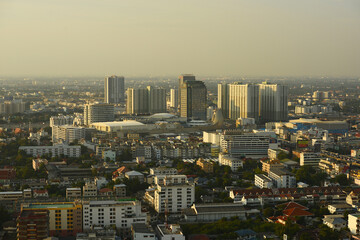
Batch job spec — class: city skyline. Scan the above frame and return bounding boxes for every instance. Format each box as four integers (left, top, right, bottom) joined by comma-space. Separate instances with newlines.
0, 0, 359, 77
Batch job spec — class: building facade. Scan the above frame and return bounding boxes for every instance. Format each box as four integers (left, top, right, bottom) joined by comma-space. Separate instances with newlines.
105, 75, 125, 103
180, 80, 207, 120
228, 83, 259, 121
84, 103, 115, 125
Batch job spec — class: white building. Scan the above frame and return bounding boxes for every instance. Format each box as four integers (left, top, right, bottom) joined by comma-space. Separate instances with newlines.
19, 144, 81, 158
218, 153, 243, 172
82, 200, 147, 230
202, 131, 221, 146
52, 125, 87, 144
105, 75, 125, 103
258, 82, 288, 122
150, 167, 178, 176
220, 130, 278, 159
103, 150, 116, 162
131, 223, 156, 240
84, 103, 115, 125
228, 83, 259, 121
156, 224, 185, 240
323, 215, 346, 231
254, 174, 273, 189
154, 175, 195, 213
268, 168, 296, 188
50, 115, 74, 127
348, 213, 360, 235
300, 152, 321, 166
170, 89, 178, 109
66, 187, 81, 198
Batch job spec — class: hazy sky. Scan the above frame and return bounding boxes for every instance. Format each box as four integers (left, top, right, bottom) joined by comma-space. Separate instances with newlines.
0, 0, 359, 77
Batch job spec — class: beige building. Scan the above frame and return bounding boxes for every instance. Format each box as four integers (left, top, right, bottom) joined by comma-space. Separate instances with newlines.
196, 159, 214, 173
66, 188, 81, 199
84, 103, 114, 125
228, 83, 259, 121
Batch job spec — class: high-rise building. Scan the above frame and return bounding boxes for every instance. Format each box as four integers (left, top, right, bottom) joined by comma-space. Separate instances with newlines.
126, 88, 149, 114
228, 83, 259, 121
180, 80, 207, 120
178, 74, 196, 107
104, 75, 125, 103
84, 103, 114, 125
52, 125, 87, 144
127, 87, 166, 114
258, 82, 288, 123
217, 83, 229, 118
170, 89, 178, 109
147, 86, 166, 113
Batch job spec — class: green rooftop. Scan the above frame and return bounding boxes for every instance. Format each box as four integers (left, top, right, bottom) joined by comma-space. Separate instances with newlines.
25, 203, 74, 209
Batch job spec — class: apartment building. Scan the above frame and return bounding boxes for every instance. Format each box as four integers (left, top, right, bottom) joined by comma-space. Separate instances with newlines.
19, 144, 81, 158
154, 175, 195, 213
149, 167, 178, 176
261, 159, 283, 173
196, 159, 214, 173
218, 153, 243, 171
254, 174, 273, 189
21, 202, 82, 237
83, 182, 97, 197
17, 210, 49, 240
348, 213, 360, 235
66, 188, 82, 199
300, 151, 321, 166
268, 168, 296, 188
82, 200, 147, 231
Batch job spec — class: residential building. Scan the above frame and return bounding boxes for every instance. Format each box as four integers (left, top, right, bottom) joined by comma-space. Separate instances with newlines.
196, 159, 213, 173
33, 189, 49, 198
126, 88, 149, 114
32, 159, 48, 171
131, 223, 156, 240
156, 224, 185, 240
50, 115, 74, 127
17, 210, 49, 240
228, 83, 259, 121
300, 152, 321, 166
268, 168, 296, 188
66, 188, 81, 199
19, 144, 81, 158
0, 166, 16, 180
83, 182, 97, 197
323, 215, 346, 231
21, 202, 82, 237
82, 200, 147, 231
170, 89, 178, 109
348, 213, 360, 235
105, 75, 125, 103
254, 174, 273, 189
114, 184, 126, 197
180, 79, 207, 120
154, 175, 195, 213
149, 167, 178, 176
76, 230, 116, 240
125, 171, 144, 182
0, 99, 26, 114
217, 83, 229, 119
147, 86, 166, 113
327, 203, 353, 214
218, 154, 243, 172
258, 82, 288, 123
52, 125, 87, 144
84, 103, 115, 125
103, 150, 116, 162
261, 159, 283, 173
220, 130, 278, 159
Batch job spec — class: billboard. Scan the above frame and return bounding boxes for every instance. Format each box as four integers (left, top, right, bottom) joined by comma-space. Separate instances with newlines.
297, 140, 309, 148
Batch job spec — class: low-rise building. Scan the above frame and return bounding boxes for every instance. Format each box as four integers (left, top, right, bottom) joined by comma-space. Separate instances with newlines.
150, 167, 178, 175
218, 153, 243, 172
19, 144, 81, 158
300, 151, 321, 166
33, 189, 49, 198
17, 210, 49, 240
125, 171, 144, 182
268, 168, 296, 188
131, 223, 156, 240
83, 182, 97, 197
323, 215, 346, 231
327, 203, 353, 214
114, 184, 126, 197
254, 174, 273, 189
66, 188, 81, 199
261, 159, 283, 173
196, 159, 213, 173
156, 224, 185, 240
348, 213, 360, 235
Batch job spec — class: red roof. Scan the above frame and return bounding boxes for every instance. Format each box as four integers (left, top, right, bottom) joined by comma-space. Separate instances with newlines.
99, 188, 113, 193
283, 208, 313, 217
277, 201, 308, 211
33, 189, 48, 194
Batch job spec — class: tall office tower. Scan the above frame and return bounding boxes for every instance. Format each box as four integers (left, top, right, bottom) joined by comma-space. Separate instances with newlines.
147, 86, 166, 113
170, 89, 178, 108
84, 103, 115, 125
178, 74, 196, 107
104, 75, 125, 103
126, 88, 149, 114
217, 83, 229, 118
258, 82, 288, 123
228, 83, 259, 121
180, 80, 207, 120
